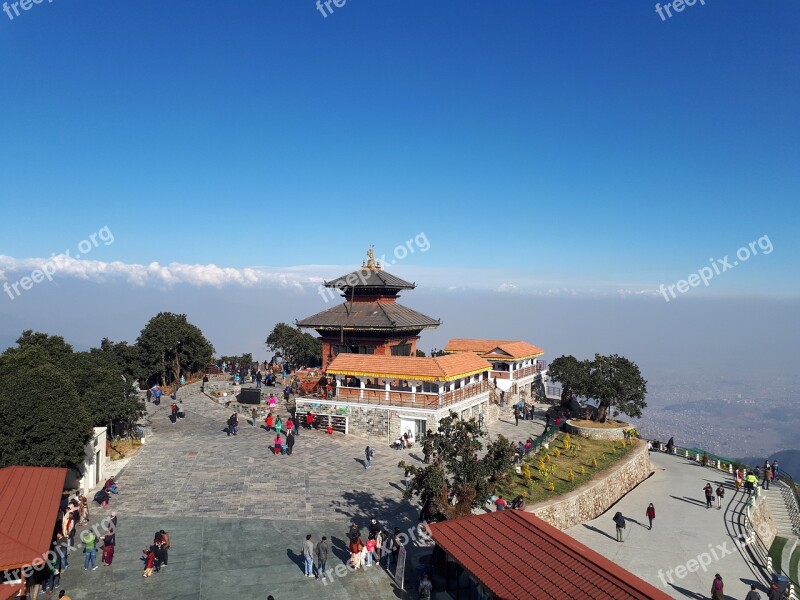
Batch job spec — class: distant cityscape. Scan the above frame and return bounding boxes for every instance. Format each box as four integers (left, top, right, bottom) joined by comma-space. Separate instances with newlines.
635, 377, 799, 461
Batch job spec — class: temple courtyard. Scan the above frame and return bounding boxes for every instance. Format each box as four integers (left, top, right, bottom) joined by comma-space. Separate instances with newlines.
55, 381, 760, 599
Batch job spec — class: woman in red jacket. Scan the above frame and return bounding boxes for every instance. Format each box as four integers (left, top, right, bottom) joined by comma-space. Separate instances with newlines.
142, 547, 156, 577
646, 503, 656, 530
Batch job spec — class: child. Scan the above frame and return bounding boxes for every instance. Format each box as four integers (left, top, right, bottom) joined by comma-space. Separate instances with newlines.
142, 547, 156, 577
101, 533, 115, 566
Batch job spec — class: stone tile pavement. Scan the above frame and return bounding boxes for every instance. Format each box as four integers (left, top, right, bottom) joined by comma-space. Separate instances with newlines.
56, 382, 546, 600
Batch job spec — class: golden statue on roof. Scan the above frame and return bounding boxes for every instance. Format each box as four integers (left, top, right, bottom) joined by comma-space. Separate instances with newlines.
362, 245, 381, 270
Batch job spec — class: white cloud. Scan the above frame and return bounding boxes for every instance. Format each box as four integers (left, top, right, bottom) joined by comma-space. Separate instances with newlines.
0, 254, 664, 298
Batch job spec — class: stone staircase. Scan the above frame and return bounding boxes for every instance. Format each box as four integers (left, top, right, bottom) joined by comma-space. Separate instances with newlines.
764, 482, 800, 586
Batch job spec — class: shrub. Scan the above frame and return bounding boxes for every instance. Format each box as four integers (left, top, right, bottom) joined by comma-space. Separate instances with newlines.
563, 433, 571, 450
553, 447, 561, 458
580, 465, 586, 475
548, 482, 555, 492
568, 469, 574, 482
592, 456, 598, 468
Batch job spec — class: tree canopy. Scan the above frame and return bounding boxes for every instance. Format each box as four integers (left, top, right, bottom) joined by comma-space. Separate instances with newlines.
399, 413, 514, 521
136, 312, 215, 386
265, 323, 321, 369
547, 353, 647, 422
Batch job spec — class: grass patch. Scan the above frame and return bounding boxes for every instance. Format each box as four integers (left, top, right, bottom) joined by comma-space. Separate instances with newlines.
769, 536, 788, 573
108, 438, 143, 461
495, 433, 637, 504
790, 542, 800, 586
568, 419, 628, 429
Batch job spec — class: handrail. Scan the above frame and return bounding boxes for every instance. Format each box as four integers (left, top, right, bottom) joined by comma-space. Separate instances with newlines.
649, 439, 799, 595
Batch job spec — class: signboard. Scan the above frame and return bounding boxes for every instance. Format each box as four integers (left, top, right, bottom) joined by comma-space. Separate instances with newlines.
394, 544, 406, 590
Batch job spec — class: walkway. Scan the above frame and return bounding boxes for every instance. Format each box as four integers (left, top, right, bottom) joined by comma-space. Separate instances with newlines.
567, 451, 770, 599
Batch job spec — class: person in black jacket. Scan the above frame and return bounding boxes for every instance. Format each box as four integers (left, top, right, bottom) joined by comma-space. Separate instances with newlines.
613, 512, 626, 542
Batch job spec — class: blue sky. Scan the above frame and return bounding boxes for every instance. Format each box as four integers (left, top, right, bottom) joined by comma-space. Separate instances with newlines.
0, 0, 798, 294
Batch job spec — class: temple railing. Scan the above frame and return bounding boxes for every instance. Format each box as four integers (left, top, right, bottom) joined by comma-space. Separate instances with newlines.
333, 379, 489, 409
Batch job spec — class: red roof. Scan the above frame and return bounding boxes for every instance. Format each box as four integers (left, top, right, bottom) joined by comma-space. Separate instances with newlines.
428, 510, 672, 600
0, 467, 67, 571
445, 339, 544, 360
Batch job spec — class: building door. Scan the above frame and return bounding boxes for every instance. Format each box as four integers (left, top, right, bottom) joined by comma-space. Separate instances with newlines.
400, 419, 416, 438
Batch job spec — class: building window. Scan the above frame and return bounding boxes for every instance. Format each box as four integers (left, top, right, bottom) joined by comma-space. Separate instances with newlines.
391, 343, 411, 356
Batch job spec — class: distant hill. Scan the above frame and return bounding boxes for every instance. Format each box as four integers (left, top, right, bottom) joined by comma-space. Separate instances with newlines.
741, 449, 800, 480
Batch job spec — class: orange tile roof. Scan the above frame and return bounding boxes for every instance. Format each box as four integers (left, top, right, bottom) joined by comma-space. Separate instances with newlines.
429, 511, 672, 600
326, 352, 492, 382
445, 339, 515, 353
0, 466, 67, 571
445, 339, 544, 360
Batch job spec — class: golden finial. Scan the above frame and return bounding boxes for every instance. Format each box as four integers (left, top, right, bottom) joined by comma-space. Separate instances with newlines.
361, 245, 381, 270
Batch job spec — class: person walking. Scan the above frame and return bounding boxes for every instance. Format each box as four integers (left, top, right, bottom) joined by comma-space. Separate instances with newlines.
746, 471, 758, 495
514, 408, 520, 426
613, 512, 626, 542
101, 533, 115, 566
704, 483, 714, 509
54, 532, 69, 571
315, 536, 329, 577
419, 573, 433, 599
286, 431, 295, 456
365, 535, 377, 567
275, 416, 282, 436
159, 530, 170, 568
83, 530, 98, 570
389, 528, 402, 568
227, 413, 238, 436
302, 534, 315, 578
645, 503, 656, 530
348, 536, 364, 570
745, 584, 762, 600
715, 484, 725, 509
365, 446, 373, 469
403, 468, 412, 490
710, 574, 724, 600
251, 407, 258, 427
763, 466, 771, 490
734, 467, 743, 490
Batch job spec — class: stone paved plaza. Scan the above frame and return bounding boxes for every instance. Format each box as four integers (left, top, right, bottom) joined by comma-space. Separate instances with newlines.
56, 381, 546, 600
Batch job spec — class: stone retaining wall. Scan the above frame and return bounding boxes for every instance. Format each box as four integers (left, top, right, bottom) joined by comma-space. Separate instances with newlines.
530, 441, 652, 530
751, 493, 778, 549
565, 420, 629, 441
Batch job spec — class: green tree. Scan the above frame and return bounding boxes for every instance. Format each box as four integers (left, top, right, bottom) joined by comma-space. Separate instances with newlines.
136, 312, 215, 386
587, 354, 648, 422
415, 349, 426, 357
266, 323, 321, 369
68, 351, 145, 437
14, 330, 73, 363
0, 363, 92, 470
548, 355, 590, 400
400, 414, 514, 521
94, 338, 143, 383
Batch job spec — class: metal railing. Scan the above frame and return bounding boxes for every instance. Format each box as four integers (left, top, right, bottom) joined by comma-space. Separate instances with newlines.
650, 441, 799, 597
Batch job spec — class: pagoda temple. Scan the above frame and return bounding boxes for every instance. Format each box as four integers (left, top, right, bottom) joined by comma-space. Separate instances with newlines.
296, 247, 440, 369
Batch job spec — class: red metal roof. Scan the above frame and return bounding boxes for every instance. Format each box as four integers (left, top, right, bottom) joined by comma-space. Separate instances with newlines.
428, 510, 672, 600
0, 466, 67, 571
